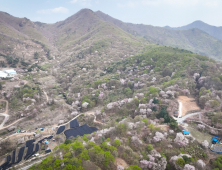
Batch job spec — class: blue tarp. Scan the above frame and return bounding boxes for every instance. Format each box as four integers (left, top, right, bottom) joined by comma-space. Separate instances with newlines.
213, 138, 218, 142
183, 130, 190, 135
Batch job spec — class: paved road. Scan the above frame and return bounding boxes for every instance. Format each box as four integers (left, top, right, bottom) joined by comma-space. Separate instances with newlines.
178, 102, 182, 117
177, 112, 202, 123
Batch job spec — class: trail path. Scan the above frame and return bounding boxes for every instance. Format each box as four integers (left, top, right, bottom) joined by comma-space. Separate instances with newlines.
0, 99, 9, 128
0, 99, 24, 131
84, 110, 104, 124
43, 90, 49, 102
0, 118, 24, 130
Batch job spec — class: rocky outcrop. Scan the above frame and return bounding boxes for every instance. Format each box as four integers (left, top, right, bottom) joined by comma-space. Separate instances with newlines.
8, 126, 16, 132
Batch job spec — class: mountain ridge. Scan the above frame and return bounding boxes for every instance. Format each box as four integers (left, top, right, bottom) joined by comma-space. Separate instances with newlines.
170, 20, 222, 40
95, 10, 222, 61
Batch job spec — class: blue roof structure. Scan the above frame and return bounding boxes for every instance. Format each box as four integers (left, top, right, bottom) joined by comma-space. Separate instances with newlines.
44, 141, 49, 144
213, 138, 218, 142
183, 130, 190, 135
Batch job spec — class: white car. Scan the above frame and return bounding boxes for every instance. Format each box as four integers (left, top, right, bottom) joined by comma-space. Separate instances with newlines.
33, 153, 39, 157
21, 130, 26, 133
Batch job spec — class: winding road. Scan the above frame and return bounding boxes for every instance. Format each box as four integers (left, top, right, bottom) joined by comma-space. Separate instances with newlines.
0, 99, 9, 128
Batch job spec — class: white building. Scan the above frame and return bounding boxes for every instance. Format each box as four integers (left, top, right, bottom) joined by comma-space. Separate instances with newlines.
0, 71, 8, 78
4, 69, 17, 77
0, 69, 17, 78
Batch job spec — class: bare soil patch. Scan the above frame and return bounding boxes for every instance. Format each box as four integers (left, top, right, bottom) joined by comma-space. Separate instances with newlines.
157, 125, 169, 131
177, 96, 200, 116
114, 158, 129, 168
7, 132, 34, 140
48, 141, 58, 150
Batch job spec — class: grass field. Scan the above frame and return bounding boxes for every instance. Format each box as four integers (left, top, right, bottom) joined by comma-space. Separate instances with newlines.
187, 126, 212, 143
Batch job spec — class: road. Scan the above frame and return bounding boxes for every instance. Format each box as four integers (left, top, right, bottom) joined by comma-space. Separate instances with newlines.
178, 102, 182, 118
0, 99, 9, 128
176, 112, 202, 123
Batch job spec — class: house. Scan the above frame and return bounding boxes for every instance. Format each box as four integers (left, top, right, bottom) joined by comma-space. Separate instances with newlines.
4, 69, 17, 77
0, 71, 8, 78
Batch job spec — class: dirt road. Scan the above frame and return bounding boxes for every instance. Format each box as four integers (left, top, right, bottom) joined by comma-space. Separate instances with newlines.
0, 99, 9, 128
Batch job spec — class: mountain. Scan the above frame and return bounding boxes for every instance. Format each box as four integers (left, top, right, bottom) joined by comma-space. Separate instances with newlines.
172, 20, 222, 40
2, 9, 222, 170
96, 11, 222, 61
0, 9, 147, 69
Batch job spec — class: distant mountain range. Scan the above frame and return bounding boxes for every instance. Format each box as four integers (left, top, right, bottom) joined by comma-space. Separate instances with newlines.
96, 11, 222, 61
168, 20, 222, 40
0, 9, 222, 61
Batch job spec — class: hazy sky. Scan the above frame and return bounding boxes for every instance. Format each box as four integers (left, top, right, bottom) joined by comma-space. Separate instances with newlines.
0, 0, 222, 27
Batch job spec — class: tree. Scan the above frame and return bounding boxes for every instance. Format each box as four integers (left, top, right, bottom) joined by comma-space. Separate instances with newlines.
112, 139, 121, 147
124, 87, 133, 97
147, 144, 153, 152
152, 98, 159, 104
64, 139, 72, 145
34, 52, 39, 59
104, 151, 114, 167
147, 124, 155, 132
116, 123, 128, 135
170, 119, 178, 129
149, 86, 160, 95
175, 158, 185, 167
126, 165, 142, 170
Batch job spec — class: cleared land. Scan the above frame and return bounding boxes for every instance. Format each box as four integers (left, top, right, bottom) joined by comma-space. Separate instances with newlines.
177, 96, 200, 116
114, 158, 128, 168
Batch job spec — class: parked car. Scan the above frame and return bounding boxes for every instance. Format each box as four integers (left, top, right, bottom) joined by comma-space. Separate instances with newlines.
33, 153, 39, 157
21, 130, 26, 133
